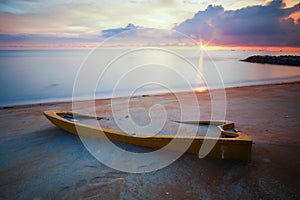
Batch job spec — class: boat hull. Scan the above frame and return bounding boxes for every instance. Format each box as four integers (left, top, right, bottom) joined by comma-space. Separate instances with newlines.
44, 110, 252, 162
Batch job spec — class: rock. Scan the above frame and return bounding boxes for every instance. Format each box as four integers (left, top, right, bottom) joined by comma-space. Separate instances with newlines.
241, 55, 300, 66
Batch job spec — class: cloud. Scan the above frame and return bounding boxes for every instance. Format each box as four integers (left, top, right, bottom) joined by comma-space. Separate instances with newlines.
99, 25, 190, 46
0, 0, 299, 48
101, 23, 142, 38
0, 34, 100, 43
0, 33, 104, 49
0, 0, 199, 35
174, 0, 300, 46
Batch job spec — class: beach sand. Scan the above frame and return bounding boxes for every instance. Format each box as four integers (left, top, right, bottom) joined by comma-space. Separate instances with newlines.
0, 82, 300, 199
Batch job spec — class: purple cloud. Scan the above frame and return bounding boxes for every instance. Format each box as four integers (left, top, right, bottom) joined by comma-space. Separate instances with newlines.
0, 0, 299, 49
174, 0, 300, 46
101, 23, 143, 38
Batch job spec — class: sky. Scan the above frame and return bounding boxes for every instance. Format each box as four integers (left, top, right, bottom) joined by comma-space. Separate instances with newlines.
0, 0, 299, 49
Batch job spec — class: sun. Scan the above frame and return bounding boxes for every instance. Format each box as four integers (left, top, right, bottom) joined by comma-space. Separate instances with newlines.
194, 87, 208, 93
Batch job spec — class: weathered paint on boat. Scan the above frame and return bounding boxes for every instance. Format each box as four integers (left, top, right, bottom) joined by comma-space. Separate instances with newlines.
44, 110, 252, 162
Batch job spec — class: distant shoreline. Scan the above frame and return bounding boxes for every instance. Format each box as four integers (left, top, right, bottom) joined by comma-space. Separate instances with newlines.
241, 55, 300, 66
1, 81, 300, 110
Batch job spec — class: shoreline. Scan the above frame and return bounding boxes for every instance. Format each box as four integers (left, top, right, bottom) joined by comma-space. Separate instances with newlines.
1, 80, 300, 110
0, 81, 300, 198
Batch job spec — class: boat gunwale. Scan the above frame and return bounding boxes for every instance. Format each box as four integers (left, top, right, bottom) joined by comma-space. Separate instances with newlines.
44, 110, 252, 143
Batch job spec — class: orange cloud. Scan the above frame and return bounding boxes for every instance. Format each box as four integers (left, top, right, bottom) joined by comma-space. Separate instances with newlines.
284, 10, 300, 24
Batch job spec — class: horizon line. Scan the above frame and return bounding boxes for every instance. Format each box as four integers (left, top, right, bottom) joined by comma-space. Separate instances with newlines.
0, 44, 299, 52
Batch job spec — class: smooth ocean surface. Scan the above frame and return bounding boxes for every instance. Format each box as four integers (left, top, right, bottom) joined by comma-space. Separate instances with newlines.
0, 49, 299, 106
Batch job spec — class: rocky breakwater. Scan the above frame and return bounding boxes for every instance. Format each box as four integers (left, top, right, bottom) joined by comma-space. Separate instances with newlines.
241, 55, 300, 66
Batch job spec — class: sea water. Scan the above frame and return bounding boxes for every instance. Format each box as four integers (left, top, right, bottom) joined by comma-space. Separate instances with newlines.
0, 49, 299, 107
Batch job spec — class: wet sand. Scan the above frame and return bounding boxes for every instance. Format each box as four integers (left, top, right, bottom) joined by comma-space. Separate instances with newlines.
1, 82, 300, 199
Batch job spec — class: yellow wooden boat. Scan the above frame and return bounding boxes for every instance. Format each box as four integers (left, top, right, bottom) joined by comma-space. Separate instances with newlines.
44, 110, 252, 161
